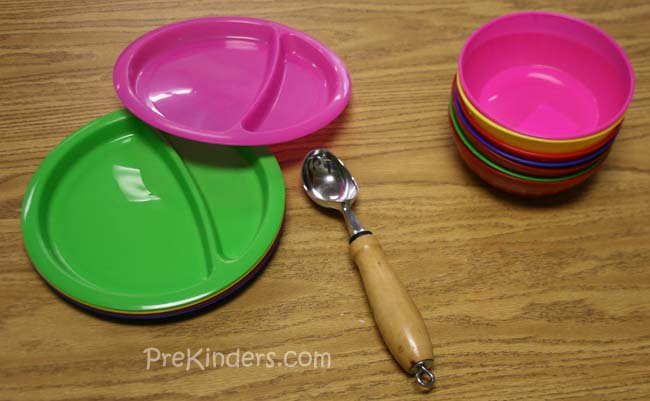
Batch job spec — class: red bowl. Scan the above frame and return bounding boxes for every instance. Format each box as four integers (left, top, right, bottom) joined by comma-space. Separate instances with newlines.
448, 115, 606, 197
454, 109, 609, 177
454, 79, 621, 162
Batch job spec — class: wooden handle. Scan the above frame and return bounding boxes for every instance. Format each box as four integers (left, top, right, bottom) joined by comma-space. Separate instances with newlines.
349, 233, 434, 376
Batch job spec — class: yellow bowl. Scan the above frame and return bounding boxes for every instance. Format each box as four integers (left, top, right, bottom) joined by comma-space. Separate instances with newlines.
456, 78, 623, 154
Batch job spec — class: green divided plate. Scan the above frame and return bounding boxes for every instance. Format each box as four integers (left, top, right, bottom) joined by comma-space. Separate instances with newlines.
21, 110, 285, 314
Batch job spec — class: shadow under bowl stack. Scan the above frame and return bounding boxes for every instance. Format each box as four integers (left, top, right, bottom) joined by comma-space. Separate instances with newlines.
449, 11, 634, 197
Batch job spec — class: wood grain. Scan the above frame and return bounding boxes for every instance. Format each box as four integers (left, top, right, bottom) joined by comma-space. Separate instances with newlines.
1, 0, 649, 400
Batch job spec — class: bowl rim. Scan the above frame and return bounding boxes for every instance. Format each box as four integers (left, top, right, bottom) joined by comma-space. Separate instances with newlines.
454, 77, 621, 160
457, 11, 634, 140
452, 82, 618, 169
450, 124, 598, 196
454, 99, 611, 177
448, 100, 606, 183
457, 76, 622, 148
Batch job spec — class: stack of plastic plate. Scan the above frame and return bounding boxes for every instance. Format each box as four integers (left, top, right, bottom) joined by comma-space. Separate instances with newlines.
449, 12, 634, 197
21, 17, 351, 318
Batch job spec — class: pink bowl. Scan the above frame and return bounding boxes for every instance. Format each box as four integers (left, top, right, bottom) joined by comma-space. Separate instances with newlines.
114, 17, 351, 146
455, 76, 622, 162
458, 12, 634, 140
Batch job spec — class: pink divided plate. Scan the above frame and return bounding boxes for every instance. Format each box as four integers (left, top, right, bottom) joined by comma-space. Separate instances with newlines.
113, 17, 351, 145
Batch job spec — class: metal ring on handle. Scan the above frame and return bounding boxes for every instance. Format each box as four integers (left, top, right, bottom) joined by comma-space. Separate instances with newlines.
411, 360, 436, 388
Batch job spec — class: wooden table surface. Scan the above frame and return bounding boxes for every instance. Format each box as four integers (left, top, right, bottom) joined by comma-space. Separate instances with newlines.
1, 1, 649, 400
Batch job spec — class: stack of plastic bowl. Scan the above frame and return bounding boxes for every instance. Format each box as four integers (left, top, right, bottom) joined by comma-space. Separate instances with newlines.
448, 11, 634, 197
